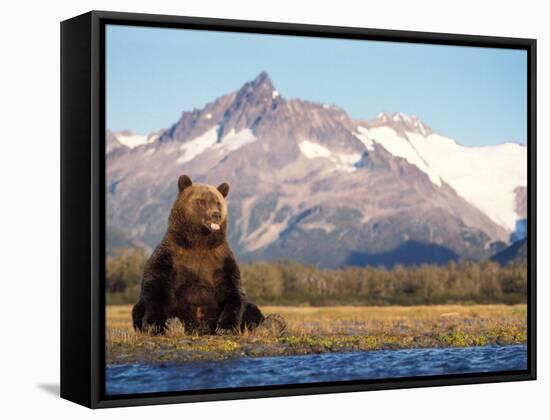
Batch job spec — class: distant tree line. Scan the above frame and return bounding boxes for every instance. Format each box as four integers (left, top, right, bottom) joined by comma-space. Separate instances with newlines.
106, 248, 527, 306
106, 248, 147, 304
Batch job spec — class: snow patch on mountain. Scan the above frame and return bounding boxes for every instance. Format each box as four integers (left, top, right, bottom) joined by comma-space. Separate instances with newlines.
412, 119, 430, 136
299, 140, 331, 158
299, 140, 361, 172
353, 126, 375, 151
405, 131, 526, 231
177, 126, 219, 164
360, 126, 442, 185
332, 153, 363, 173
115, 133, 154, 149
214, 128, 257, 152
359, 123, 526, 231
176, 126, 258, 165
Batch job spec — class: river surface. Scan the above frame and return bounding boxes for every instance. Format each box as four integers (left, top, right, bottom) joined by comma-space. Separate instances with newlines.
106, 344, 527, 395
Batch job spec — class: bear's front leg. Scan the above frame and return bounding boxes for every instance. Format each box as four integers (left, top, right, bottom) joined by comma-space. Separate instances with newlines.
140, 279, 168, 334
132, 299, 146, 330
216, 291, 243, 335
132, 297, 166, 334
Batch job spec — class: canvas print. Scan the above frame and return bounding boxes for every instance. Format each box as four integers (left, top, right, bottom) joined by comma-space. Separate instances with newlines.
104, 24, 528, 396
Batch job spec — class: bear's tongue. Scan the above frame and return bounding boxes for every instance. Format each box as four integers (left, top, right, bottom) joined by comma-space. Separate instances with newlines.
210, 223, 220, 231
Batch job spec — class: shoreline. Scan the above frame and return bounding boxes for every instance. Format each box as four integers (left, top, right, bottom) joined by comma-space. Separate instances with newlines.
106, 304, 527, 365
107, 336, 527, 365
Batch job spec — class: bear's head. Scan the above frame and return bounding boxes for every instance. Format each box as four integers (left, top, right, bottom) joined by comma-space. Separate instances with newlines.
168, 174, 230, 248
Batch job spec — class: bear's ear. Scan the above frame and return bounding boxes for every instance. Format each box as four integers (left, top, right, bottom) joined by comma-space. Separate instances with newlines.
217, 182, 230, 198
178, 174, 193, 193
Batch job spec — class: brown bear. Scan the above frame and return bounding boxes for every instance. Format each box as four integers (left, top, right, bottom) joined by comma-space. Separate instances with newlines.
132, 174, 265, 335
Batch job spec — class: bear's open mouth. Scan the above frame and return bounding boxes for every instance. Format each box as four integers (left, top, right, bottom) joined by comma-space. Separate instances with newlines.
202, 221, 221, 233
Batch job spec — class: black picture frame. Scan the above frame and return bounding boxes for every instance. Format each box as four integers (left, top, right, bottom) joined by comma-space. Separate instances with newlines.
60, 10, 537, 409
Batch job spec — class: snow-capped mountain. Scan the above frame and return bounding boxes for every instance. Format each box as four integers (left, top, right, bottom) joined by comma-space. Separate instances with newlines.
106, 72, 527, 268
356, 114, 527, 231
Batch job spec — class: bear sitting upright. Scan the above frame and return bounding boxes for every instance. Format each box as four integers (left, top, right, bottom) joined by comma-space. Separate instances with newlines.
132, 174, 264, 335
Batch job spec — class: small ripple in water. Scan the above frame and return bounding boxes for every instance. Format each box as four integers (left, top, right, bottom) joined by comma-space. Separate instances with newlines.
106, 344, 527, 395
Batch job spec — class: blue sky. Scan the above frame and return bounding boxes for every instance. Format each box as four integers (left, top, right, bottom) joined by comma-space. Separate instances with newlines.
106, 24, 527, 146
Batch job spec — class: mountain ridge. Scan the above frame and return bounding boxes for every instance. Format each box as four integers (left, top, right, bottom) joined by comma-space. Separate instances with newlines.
106, 72, 526, 267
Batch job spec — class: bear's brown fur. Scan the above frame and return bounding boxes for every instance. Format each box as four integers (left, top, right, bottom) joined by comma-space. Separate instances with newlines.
132, 174, 264, 334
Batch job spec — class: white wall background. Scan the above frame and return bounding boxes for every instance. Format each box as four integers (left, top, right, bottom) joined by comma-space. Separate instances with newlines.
0, 0, 547, 417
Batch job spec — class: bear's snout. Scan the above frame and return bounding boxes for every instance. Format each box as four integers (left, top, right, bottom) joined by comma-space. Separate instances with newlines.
210, 210, 222, 222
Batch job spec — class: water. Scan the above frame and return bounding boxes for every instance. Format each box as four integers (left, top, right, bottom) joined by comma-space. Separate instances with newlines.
106, 344, 527, 395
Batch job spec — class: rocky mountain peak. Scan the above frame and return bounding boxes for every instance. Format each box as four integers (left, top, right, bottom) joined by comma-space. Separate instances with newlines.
217, 72, 283, 137
234, 71, 280, 104
250, 71, 274, 90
